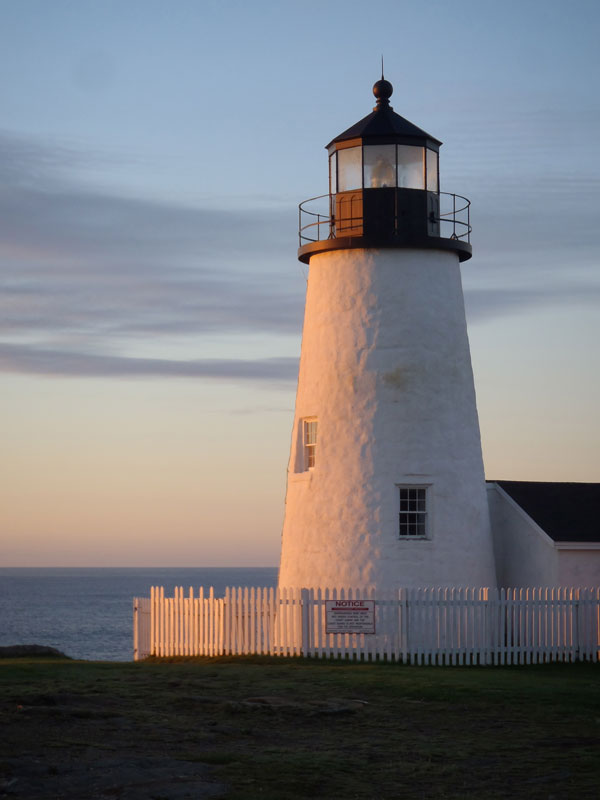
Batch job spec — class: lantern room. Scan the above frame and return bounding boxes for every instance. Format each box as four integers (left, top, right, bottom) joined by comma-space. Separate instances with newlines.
329, 78, 440, 194
298, 77, 472, 263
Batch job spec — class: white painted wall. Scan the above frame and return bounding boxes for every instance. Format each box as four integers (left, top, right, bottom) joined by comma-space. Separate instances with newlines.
278, 247, 497, 590
487, 484, 558, 586
558, 548, 600, 586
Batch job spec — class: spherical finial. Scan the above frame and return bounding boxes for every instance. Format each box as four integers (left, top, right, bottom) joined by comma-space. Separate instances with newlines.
373, 78, 393, 108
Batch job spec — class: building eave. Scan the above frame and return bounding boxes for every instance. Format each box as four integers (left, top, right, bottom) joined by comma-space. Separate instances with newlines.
554, 541, 600, 551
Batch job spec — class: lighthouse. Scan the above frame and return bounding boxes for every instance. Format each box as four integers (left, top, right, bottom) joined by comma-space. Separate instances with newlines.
278, 76, 497, 591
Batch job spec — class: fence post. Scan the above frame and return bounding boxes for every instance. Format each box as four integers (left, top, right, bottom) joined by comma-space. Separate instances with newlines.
301, 588, 311, 657
148, 586, 156, 656
573, 587, 580, 662
399, 588, 408, 663
133, 598, 139, 661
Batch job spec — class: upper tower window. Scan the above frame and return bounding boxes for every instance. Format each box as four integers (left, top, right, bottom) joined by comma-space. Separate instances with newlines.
304, 419, 318, 469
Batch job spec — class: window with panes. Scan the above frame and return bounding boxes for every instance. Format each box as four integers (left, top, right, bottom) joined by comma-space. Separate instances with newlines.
304, 419, 317, 470
398, 486, 428, 538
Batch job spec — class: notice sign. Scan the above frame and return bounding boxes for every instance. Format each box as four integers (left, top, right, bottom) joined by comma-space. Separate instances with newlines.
325, 600, 376, 634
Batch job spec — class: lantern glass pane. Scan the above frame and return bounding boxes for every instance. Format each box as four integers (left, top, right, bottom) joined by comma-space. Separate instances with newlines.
397, 145, 424, 189
329, 152, 337, 194
364, 144, 396, 188
337, 146, 362, 192
426, 148, 439, 192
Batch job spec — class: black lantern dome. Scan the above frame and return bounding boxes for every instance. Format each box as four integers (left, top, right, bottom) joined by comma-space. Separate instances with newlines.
298, 77, 472, 263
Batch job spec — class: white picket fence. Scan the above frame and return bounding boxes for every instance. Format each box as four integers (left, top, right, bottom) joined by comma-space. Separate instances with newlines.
133, 586, 600, 665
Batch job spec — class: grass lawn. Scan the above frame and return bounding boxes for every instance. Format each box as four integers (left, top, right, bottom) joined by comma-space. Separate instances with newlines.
1, 656, 599, 798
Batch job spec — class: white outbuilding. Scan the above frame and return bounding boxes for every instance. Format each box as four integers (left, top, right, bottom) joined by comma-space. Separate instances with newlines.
487, 481, 600, 587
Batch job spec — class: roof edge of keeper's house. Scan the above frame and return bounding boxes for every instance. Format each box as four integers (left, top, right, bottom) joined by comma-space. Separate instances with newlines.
487, 480, 600, 543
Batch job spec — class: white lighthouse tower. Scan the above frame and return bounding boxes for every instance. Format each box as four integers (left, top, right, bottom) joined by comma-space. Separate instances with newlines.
278, 76, 497, 591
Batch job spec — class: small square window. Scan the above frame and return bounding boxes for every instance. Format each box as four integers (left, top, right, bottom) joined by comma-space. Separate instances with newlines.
398, 486, 428, 538
304, 419, 317, 470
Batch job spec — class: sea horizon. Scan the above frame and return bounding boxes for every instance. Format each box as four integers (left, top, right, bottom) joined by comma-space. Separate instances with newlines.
1, 565, 278, 570
0, 566, 279, 661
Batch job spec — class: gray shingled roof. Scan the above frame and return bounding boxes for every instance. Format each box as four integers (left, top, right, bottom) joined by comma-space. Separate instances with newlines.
489, 481, 600, 543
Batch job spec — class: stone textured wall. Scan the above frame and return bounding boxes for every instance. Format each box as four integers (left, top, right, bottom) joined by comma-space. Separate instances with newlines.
278, 247, 496, 590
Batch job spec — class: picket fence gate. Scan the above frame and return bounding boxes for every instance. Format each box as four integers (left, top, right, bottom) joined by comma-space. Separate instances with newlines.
133, 586, 600, 665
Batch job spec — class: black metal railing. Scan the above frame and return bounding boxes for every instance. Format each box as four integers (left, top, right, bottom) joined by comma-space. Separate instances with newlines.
438, 192, 471, 243
299, 191, 471, 246
298, 194, 334, 245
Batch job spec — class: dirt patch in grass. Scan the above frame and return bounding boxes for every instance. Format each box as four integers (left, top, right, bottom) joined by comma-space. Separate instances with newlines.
1, 657, 599, 798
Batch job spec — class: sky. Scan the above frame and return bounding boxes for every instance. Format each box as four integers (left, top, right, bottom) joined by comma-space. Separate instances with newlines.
1, 0, 599, 567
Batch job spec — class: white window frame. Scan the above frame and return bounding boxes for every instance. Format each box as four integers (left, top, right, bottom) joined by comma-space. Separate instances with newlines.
303, 418, 317, 470
397, 485, 429, 539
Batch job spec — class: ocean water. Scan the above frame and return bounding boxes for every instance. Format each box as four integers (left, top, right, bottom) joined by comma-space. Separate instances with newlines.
0, 567, 278, 662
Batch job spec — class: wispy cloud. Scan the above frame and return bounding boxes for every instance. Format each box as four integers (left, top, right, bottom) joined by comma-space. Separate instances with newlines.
0, 132, 305, 380
464, 282, 600, 323
1, 126, 597, 380
0, 342, 298, 383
